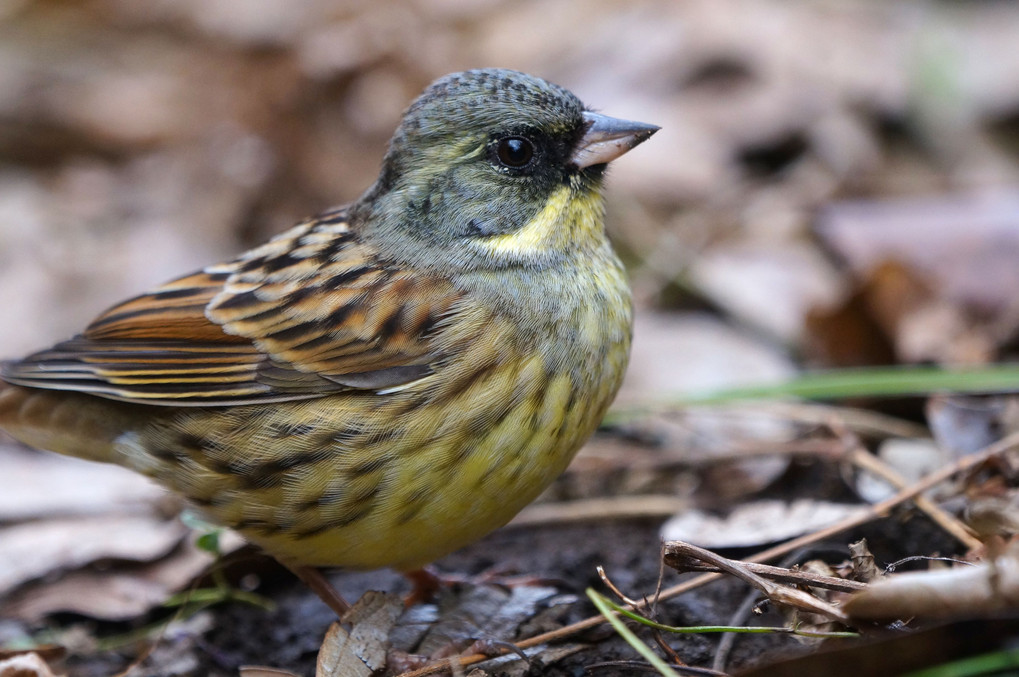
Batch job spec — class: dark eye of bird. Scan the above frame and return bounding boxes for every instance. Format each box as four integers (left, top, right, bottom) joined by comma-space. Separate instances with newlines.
495, 136, 535, 169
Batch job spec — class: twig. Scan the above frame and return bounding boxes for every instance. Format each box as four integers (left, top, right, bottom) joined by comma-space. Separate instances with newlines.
679, 438, 848, 465
847, 445, 981, 550
685, 547, 853, 672
748, 401, 930, 439
885, 555, 977, 572
593, 593, 858, 638
661, 542, 848, 623
824, 414, 982, 551
510, 495, 690, 528
663, 552, 866, 593
597, 565, 642, 607
608, 400, 929, 440
600, 563, 690, 668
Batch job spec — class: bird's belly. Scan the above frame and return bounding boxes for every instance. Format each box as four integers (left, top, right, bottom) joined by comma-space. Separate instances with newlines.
234, 368, 614, 571
258, 394, 581, 569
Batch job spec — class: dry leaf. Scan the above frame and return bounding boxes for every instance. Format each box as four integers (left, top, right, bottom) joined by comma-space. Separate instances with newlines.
661, 499, 869, 548
927, 394, 1018, 457
853, 438, 949, 503
964, 493, 1019, 538
2, 534, 244, 621
0, 515, 186, 598
688, 241, 845, 345
844, 545, 1019, 620
0, 653, 63, 677
817, 192, 1019, 362
317, 592, 403, 677
0, 445, 167, 522
616, 311, 797, 406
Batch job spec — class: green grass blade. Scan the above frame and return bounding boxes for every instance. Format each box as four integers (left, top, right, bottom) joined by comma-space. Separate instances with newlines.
609, 365, 1019, 419
901, 647, 1019, 677
587, 589, 680, 677
595, 592, 857, 639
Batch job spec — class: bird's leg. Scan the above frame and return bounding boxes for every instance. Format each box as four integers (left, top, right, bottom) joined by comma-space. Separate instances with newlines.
289, 565, 351, 617
402, 567, 445, 607
402, 565, 561, 607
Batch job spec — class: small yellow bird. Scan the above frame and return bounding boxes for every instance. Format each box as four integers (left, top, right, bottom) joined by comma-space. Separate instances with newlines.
0, 69, 657, 614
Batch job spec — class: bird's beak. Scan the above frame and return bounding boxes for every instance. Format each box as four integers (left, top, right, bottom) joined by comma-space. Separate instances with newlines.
570, 111, 660, 169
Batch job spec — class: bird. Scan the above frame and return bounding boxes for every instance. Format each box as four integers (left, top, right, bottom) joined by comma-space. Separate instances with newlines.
0, 68, 658, 616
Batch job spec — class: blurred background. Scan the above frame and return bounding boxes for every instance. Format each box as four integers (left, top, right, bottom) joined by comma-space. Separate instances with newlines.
3, 1, 1019, 673
1, 0, 1019, 393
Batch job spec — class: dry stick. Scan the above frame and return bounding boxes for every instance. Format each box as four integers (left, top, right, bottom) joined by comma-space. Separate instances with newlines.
625, 400, 929, 440
511, 495, 691, 528
662, 542, 849, 622
847, 446, 982, 550
598, 565, 689, 668
598, 565, 642, 607
662, 556, 866, 593
394, 430, 1019, 677
682, 438, 848, 465
823, 413, 983, 552
750, 401, 930, 440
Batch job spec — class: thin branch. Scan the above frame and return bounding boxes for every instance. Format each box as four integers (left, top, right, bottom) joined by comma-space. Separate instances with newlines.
847, 445, 981, 550
663, 552, 866, 593
598, 565, 643, 607
661, 542, 848, 623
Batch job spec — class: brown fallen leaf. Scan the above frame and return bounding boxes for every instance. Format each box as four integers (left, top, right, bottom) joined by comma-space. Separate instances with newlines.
964, 492, 1019, 539
0, 515, 186, 599
0, 445, 168, 522
2, 532, 244, 621
661, 499, 870, 549
816, 191, 1019, 363
843, 544, 1019, 620
0, 652, 64, 677
317, 592, 403, 677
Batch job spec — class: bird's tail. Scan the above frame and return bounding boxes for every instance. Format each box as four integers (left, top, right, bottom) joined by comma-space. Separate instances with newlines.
0, 379, 129, 464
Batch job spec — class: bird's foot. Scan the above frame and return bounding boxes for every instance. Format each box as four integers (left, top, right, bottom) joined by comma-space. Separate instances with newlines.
401, 564, 559, 606
289, 565, 351, 618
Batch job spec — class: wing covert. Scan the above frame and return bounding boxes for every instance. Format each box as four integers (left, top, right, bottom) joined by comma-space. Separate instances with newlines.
2, 213, 461, 405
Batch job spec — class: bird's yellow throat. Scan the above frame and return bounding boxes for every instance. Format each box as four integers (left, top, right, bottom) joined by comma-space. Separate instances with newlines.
476, 183, 604, 260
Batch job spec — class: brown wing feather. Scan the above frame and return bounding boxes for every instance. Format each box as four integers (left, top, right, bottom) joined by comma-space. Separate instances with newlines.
1, 211, 462, 405
84, 269, 249, 343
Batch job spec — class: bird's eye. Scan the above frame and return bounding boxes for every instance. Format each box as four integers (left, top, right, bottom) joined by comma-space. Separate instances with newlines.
495, 136, 535, 169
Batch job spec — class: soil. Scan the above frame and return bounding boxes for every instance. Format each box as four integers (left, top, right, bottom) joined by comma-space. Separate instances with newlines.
57, 501, 960, 677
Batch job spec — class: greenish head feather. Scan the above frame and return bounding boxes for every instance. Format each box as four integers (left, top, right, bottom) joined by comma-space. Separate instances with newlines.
355, 69, 606, 271
396, 69, 586, 149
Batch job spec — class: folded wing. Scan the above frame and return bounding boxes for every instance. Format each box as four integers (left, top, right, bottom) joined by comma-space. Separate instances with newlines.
2, 212, 460, 406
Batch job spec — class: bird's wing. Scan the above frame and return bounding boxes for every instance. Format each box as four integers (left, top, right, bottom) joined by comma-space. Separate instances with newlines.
1, 212, 461, 406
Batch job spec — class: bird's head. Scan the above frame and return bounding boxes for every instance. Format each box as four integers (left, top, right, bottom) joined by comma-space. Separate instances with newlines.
357, 69, 658, 270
